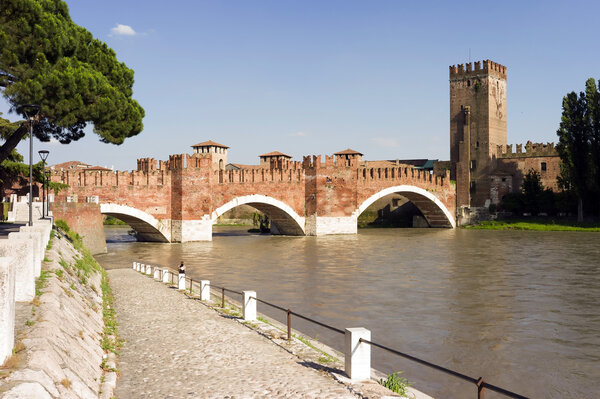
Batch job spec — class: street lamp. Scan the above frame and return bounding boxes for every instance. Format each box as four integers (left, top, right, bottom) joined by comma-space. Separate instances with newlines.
21, 105, 41, 227
38, 150, 49, 219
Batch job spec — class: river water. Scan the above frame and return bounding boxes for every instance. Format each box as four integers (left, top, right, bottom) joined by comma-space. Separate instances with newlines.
96, 226, 600, 398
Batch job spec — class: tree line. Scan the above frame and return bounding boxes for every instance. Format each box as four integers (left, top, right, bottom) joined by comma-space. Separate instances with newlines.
500, 78, 600, 221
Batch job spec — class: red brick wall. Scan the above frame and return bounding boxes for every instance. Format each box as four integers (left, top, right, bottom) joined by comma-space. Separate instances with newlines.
52, 202, 106, 255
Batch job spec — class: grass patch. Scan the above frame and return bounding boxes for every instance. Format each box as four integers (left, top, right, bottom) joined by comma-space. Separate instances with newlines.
379, 372, 411, 397
25, 320, 35, 327
466, 219, 600, 231
35, 270, 51, 297
46, 231, 54, 250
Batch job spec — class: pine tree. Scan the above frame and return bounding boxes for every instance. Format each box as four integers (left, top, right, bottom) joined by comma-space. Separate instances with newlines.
0, 0, 144, 163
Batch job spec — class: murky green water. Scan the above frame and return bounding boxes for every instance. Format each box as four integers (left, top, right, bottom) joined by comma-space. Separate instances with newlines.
96, 226, 600, 398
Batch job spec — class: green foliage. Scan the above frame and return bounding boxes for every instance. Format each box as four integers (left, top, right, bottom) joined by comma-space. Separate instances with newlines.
466, 219, 600, 231
378, 372, 411, 396
54, 219, 70, 233
103, 215, 127, 225
0, 0, 145, 163
35, 270, 51, 296
556, 78, 600, 218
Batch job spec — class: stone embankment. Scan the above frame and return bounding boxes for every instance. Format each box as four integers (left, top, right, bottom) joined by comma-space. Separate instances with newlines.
0, 228, 117, 399
112, 265, 433, 398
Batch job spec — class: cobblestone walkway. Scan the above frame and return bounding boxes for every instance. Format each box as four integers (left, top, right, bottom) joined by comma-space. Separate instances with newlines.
109, 269, 358, 399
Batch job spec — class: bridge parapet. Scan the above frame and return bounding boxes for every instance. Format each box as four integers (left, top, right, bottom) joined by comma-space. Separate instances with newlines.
219, 168, 304, 184
357, 166, 451, 190
52, 169, 170, 187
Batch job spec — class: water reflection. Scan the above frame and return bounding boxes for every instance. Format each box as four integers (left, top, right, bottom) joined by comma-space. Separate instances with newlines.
97, 226, 600, 398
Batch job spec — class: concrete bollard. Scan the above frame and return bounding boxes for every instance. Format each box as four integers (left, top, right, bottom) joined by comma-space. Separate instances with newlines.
344, 328, 371, 381
0, 240, 34, 302
9, 232, 42, 277
0, 257, 15, 364
145, 265, 153, 276
132, 261, 136, 270
178, 273, 186, 290
243, 291, 257, 321
153, 267, 160, 280
140, 264, 146, 274
200, 280, 210, 301
162, 270, 170, 284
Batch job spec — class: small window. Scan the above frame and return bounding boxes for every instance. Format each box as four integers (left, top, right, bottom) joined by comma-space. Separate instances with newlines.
470, 181, 476, 193
467, 80, 471, 87
541, 162, 547, 171
502, 177, 506, 182
470, 160, 476, 170
476, 141, 479, 148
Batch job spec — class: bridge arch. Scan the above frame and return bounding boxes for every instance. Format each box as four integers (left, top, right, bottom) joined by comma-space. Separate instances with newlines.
100, 203, 171, 242
211, 195, 305, 235
356, 185, 455, 228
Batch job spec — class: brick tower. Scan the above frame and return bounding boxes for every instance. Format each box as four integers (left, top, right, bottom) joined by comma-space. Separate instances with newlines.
449, 60, 507, 208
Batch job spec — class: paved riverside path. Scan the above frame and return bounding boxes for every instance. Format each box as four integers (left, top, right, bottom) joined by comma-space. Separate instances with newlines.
108, 269, 359, 399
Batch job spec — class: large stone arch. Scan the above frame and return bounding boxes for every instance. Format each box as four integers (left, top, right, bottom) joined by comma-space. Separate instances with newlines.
100, 203, 171, 242
212, 195, 305, 235
355, 185, 456, 228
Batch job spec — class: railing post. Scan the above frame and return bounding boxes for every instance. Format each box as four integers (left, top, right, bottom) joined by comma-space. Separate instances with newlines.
189, 278, 193, 294
344, 328, 371, 381
162, 270, 170, 284
132, 261, 136, 270
200, 280, 210, 301
221, 287, 225, 308
141, 264, 146, 274
146, 265, 152, 276
153, 267, 160, 280
243, 291, 256, 321
178, 272, 186, 290
477, 377, 485, 399
287, 309, 292, 341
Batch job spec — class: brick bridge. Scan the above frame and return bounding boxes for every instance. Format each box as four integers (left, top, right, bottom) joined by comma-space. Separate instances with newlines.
51, 149, 456, 243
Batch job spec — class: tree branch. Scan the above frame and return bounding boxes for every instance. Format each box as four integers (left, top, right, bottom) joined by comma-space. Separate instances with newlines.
0, 123, 28, 164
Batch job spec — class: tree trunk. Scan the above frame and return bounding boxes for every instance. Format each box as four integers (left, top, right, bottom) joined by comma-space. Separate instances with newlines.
0, 123, 28, 163
577, 197, 584, 222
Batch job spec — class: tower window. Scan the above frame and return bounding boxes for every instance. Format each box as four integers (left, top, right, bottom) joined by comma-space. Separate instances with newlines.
470, 160, 476, 170
541, 162, 547, 171
467, 80, 471, 87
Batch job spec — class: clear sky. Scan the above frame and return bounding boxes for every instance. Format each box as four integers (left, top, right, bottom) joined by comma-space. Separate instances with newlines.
3, 0, 600, 170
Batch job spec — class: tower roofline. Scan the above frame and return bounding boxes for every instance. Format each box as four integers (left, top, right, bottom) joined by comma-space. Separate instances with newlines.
449, 60, 506, 79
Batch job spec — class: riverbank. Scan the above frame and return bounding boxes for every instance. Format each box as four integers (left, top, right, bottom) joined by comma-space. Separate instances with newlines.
0, 226, 118, 399
111, 267, 431, 398
464, 218, 600, 231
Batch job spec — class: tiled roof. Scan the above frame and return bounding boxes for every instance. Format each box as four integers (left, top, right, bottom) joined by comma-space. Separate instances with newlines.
259, 151, 291, 158
191, 140, 229, 148
334, 148, 363, 156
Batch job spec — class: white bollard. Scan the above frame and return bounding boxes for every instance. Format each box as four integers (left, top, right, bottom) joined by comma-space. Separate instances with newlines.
0, 240, 34, 302
132, 261, 136, 270
200, 280, 210, 301
344, 328, 371, 381
140, 264, 146, 274
0, 257, 15, 364
9, 232, 41, 277
162, 270, 170, 284
178, 273, 186, 290
145, 265, 153, 276
243, 291, 256, 321
153, 267, 160, 280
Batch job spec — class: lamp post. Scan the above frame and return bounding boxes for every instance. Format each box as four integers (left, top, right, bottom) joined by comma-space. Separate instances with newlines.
21, 105, 41, 226
38, 150, 49, 219
45, 170, 51, 218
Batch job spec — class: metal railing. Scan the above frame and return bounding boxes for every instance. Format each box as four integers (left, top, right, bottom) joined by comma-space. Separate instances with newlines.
134, 261, 529, 399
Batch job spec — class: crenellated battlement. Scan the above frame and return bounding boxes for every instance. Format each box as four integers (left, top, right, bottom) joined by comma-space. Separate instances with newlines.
497, 141, 558, 158
449, 59, 507, 79
357, 166, 450, 189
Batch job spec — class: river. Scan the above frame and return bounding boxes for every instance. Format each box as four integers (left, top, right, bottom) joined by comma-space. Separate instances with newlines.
95, 226, 600, 398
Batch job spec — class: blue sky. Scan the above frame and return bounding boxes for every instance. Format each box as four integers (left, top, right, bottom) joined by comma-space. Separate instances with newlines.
3, 0, 600, 170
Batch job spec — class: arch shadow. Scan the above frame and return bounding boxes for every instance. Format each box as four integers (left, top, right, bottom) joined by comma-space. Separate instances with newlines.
100, 203, 171, 242
211, 195, 305, 235
355, 185, 455, 228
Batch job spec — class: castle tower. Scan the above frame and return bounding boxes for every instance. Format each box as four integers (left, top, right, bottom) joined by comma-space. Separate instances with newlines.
191, 140, 229, 170
449, 60, 507, 208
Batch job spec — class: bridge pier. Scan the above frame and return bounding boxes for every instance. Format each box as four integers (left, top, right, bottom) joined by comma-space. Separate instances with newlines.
174, 219, 213, 242
305, 215, 358, 236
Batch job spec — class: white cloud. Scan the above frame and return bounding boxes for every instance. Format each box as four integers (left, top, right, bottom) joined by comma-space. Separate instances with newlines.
110, 24, 136, 37
371, 137, 398, 147
289, 131, 307, 137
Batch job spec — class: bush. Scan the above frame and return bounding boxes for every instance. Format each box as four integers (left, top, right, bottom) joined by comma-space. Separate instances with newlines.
378, 372, 411, 397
